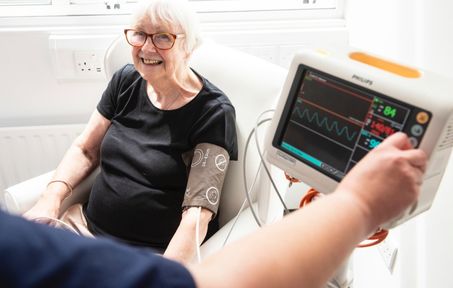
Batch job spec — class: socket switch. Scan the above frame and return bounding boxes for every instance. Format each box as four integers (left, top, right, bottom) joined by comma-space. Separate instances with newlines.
74, 50, 104, 78
377, 239, 398, 273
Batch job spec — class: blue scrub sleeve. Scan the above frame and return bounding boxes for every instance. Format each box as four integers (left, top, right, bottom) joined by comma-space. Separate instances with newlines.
0, 210, 196, 288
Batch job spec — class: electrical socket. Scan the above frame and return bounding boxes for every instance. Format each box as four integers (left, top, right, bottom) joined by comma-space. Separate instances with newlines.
73, 50, 104, 78
377, 239, 398, 273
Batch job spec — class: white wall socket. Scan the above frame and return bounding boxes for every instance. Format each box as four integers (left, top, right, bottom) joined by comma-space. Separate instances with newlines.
49, 34, 117, 80
74, 50, 104, 78
377, 239, 398, 273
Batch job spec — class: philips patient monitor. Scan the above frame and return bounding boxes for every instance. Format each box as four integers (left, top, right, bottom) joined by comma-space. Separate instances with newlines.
265, 48, 453, 228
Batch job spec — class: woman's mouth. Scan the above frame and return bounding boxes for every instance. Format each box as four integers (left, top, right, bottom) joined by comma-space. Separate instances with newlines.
142, 58, 163, 65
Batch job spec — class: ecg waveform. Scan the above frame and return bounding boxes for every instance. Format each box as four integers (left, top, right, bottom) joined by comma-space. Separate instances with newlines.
293, 107, 358, 142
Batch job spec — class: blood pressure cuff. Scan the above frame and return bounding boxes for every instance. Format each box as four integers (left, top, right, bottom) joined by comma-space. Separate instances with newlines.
182, 143, 230, 216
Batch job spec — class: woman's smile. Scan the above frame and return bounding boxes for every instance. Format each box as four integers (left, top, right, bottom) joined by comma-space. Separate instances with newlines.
142, 58, 163, 65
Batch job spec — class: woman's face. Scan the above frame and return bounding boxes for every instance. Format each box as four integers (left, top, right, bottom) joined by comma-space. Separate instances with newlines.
131, 17, 188, 83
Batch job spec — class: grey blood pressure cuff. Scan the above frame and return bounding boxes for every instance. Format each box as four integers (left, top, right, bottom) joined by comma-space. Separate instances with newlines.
182, 143, 230, 216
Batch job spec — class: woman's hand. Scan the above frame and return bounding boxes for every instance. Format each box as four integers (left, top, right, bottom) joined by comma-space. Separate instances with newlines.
22, 184, 66, 223
23, 198, 60, 224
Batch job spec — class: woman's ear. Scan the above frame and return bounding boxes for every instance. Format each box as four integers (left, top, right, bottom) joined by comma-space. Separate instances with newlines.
184, 50, 192, 63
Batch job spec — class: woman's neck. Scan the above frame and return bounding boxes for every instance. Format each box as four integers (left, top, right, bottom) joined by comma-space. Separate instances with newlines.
147, 68, 202, 110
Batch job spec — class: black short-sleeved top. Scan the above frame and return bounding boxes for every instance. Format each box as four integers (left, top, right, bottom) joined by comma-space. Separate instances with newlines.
85, 64, 238, 249
0, 211, 195, 288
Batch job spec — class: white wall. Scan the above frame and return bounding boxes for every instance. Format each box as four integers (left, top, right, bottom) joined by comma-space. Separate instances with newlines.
347, 0, 453, 287
416, 2, 453, 287
0, 29, 114, 127
346, 0, 419, 63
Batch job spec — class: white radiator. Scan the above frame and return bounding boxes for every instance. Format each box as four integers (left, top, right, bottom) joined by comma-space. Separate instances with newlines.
0, 124, 85, 195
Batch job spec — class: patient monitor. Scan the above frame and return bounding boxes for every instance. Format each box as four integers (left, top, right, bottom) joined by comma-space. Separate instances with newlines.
265, 47, 453, 228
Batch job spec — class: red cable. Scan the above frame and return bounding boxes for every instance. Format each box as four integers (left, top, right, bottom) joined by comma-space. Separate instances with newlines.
357, 228, 388, 248
284, 172, 301, 184
297, 187, 388, 248
299, 188, 320, 207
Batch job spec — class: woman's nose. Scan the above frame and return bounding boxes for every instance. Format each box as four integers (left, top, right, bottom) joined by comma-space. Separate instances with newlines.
142, 37, 157, 51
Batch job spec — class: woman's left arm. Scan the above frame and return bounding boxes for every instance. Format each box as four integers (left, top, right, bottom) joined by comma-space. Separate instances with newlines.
164, 207, 213, 264
164, 143, 231, 264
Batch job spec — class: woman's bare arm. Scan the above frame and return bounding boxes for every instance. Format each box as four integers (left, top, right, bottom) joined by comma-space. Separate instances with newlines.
23, 110, 111, 220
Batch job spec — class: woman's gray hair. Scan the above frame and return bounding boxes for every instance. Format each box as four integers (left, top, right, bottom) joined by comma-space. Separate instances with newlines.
132, 0, 202, 54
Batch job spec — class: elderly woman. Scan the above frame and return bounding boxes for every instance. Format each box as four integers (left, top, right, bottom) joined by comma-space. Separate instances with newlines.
24, 0, 237, 264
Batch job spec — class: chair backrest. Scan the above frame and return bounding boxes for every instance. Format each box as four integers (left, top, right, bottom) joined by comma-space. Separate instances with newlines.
104, 37, 288, 226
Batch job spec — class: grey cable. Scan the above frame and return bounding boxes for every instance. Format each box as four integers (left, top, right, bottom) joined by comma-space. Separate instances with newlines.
223, 112, 291, 246
222, 163, 262, 247
254, 109, 289, 214
243, 118, 275, 227
222, 118, 271, 247
195, 206, 202, 263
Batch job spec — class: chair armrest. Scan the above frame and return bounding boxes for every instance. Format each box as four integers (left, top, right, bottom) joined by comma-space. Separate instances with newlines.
200, 193, 286, 258
200, 204, 262, 257
3, 168, 100, 216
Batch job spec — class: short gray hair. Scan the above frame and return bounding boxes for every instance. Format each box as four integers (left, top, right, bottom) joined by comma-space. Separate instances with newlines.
132, 0, 202, 54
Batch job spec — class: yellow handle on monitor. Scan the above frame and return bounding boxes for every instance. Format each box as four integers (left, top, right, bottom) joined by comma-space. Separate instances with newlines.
349, 52, 421, 78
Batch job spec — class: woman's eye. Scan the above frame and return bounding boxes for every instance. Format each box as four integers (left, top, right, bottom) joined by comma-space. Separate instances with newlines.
134, 31, 146, 37
155, 34, 173, 42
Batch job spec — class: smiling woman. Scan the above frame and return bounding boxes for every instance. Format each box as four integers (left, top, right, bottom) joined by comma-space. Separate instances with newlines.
125, 0, 203, 110
22, 0, 238, 265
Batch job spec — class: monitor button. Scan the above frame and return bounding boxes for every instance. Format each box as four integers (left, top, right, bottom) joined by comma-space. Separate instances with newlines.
411, 124, 424, 136
416, 111, 430, 124
409, 137, 419, 148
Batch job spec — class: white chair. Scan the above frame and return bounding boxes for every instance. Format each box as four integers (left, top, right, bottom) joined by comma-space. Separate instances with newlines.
3, 37, 288, 256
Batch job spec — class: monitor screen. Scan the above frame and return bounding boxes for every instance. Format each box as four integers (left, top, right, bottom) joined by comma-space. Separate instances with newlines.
273, 64, 432, 181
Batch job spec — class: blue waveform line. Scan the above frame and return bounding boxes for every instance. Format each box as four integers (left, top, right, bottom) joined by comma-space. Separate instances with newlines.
293, 107, 357, 142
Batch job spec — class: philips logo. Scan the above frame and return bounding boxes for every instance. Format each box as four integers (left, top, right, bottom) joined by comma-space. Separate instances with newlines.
352, 74, 373, 86
276, 150, 296, 164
